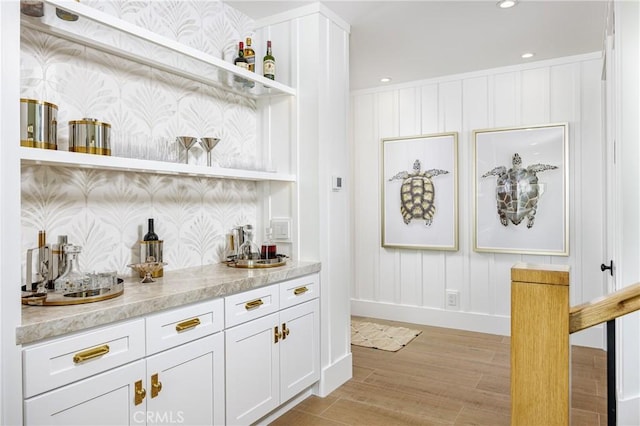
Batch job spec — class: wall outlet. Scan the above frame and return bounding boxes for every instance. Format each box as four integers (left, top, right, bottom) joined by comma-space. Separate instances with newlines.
446, 290, 459, 308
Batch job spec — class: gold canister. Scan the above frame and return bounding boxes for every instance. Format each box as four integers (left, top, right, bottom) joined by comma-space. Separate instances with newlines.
140, 240, 164, 278
69, 118, 111, 155
20, 98, 58, 149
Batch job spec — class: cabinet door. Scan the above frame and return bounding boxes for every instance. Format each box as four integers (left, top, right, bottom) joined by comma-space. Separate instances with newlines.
279, 298, 320, 402
24, 360, 144, 426
225, 312, 279, 426
145, 333, 224, 426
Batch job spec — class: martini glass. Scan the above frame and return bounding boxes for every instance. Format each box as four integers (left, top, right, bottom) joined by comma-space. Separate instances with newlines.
199, 137, 220, 166
176, 136, 198, 164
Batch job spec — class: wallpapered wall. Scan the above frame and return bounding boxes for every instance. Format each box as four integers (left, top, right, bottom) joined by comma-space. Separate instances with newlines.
20, 1, 259, 282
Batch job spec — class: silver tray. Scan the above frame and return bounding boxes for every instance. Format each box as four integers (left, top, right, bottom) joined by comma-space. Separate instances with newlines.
21, 279, 124, 306
225, 256, 287, 269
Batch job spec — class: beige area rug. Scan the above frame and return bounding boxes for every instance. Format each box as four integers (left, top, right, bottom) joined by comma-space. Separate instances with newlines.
351, 319, 422, 352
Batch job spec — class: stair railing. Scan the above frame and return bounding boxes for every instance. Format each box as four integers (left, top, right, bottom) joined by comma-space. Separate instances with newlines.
510, 262, 640, 425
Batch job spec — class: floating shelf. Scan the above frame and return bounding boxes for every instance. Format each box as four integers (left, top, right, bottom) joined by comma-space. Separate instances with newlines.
22, 0, 296, 99
20, 148, 296, 182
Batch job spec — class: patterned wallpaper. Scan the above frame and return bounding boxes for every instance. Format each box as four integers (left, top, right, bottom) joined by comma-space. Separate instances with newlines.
20, 1, 260, 282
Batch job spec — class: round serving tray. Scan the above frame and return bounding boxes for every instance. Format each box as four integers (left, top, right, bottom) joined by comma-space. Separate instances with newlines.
21, 280, 124, 306
225, 257, 287, 269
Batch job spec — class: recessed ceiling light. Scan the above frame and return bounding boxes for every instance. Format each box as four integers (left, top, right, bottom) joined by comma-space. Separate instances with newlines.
521, 52, 535, 59
380, 77, 392, 83
497, 0, 517, 8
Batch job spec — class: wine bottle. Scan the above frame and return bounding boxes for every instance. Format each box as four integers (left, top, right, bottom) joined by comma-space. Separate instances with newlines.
263, 40, 275, 80
234, 41, 248, 69
143, 218, 159, 241
244, 37, 255, 72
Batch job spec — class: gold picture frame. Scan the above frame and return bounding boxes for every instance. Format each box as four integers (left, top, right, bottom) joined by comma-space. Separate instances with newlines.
473, 123, 569, 255
381, 132, 458, 251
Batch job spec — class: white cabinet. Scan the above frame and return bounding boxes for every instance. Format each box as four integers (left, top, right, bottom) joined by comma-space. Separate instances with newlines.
24, 360, 144, 426
146, 333, 224, 426
22, 299, 225, 426
225, 274, 320, 425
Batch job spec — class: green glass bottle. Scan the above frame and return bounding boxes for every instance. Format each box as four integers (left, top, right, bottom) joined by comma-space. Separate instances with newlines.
263, 40, 275, 80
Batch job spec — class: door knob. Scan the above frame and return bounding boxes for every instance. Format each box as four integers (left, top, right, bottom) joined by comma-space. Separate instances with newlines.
600, 260, 614, 276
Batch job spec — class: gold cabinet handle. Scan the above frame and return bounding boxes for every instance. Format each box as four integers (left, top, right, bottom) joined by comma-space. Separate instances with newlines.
245, 299, 264, 310
175, 317, 201, 332
151, 373, 163, 398
274, 325, 282, 343
294, 286, 309, 296
135, 380, 146, 405
282, 323, 290, 340
73, 344, 110, 363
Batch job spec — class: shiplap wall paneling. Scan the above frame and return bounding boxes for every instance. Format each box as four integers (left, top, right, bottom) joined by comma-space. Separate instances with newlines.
351, 54, 605, 346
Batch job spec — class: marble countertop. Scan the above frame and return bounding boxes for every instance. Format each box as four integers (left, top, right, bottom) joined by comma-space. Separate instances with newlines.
18, 260, 321, 346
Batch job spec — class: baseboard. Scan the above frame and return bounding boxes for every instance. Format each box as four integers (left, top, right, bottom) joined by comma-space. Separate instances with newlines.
255, 388, 313, 425
351, 299, 511, 336
317, 352, 353, 397
352, 299, 606, 349
619, 395, 640, 426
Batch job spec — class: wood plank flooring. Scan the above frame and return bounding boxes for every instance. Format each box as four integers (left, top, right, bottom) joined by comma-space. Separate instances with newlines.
270, 316, 607, 425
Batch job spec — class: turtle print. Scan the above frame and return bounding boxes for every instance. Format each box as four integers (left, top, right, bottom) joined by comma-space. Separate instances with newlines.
389, 159, 449, 226
482, 153, 557, 228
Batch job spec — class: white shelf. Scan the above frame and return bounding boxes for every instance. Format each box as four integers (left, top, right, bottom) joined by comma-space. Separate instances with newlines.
20, 148, 296, 183
22, 0, 295, 99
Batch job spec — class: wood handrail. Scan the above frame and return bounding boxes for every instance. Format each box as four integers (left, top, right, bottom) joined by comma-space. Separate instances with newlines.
569, 282, 640, 334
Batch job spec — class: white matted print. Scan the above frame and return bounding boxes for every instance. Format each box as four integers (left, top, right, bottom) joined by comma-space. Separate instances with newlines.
473, 123, 569, 255
381, 133, 458, 251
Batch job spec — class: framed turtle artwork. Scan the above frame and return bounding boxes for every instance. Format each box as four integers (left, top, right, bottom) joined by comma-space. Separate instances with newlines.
381, 132, 458, 251
473, 123, 569, 255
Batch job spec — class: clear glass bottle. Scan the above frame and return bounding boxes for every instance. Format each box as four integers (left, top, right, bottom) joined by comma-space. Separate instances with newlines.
261, 227, 277, 260
54, 245, 89, 294
238, 225, 261, 260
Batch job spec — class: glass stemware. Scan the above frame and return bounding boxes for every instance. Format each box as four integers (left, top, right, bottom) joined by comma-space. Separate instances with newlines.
199, 137, 220, 166
176, 136, 198, 164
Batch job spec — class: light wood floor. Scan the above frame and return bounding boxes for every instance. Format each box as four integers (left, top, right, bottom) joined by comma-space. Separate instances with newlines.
271, 316, 607, 425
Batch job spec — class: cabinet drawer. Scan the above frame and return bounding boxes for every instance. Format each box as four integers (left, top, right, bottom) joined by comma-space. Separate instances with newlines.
23, 318, 145, 398
225, 284, 279, 328
146, 298, 224, 355
280, 273, 319, 309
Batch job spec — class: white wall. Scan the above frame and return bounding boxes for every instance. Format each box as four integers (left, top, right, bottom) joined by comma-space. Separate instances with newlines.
1, 2, 24, 425
254, 3, 353, 397
351, 53, 605, 348
614, 1, 640, 422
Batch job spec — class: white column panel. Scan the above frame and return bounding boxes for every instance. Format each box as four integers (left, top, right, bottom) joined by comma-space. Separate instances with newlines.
352, 94, 377, 301
1, 1, 24, 424
463, 76, 492, 314
420, 84, 439, 134
521, 67, 550, 124
377, 90, 400, 304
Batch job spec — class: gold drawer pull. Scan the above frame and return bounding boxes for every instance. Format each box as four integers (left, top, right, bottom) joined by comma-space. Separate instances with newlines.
151, 373, 162, 398
135, 380, 146, 405
73, 344, 110, 363
274, 326, 282, 343
293, 286, 309, 296
175, 318, 201, 332
245, 299, 264, 310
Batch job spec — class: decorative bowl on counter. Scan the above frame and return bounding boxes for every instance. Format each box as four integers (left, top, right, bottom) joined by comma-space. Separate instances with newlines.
128, 261, 168, 283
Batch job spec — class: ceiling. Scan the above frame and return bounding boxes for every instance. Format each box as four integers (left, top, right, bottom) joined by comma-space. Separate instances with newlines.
225, 0, 607, 91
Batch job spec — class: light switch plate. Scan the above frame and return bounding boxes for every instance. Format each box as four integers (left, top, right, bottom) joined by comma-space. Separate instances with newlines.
270, 218, 291, 241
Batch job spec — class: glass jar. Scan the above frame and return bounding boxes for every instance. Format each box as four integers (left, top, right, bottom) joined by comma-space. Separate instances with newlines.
238, 225, 261, 260
54, 245, 89, 293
